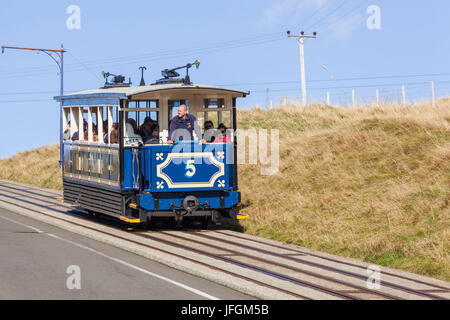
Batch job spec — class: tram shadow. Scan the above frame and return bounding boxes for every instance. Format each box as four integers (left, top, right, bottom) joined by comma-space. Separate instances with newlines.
142, 216, 245, 233
68, 208, 246, 233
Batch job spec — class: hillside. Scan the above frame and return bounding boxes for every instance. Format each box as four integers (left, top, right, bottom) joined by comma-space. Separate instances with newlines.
0, 102, 449, 281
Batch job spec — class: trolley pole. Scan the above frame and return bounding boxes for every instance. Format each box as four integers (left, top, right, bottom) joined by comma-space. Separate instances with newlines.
287, 31, 317, 106
1, 45, 66, 168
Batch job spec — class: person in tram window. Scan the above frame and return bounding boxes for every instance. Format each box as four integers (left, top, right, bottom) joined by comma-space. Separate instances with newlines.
109, 123, 119, 144
139, 117, 155, 141
103, 120, 109, 143
93, 125, 98, 142
203, 121, 220, 143
125, 119, 143, 147
167, 104, 206, 144
71, 131, 79, 141
146, 124, 160, 145
214, 123, 232, 143
63, 122, 71, 141
126, 118, 139, 135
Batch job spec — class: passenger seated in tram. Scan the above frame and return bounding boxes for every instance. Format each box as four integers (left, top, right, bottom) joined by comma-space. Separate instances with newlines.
71, 119, 88, 141
109, 123, 119, 144
92, 125, 98, 142
126, 119, 139, 135
63, 122, 71, 141
125, 119, 143, 146
145, 124, 160, 145
103, 121, 109, 143
71, 131, 80, 141
214, 123, 232, 143
139, 117, 155, 141
203, 121, 220, 143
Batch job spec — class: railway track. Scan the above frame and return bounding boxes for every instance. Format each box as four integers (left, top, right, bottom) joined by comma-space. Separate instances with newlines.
0, 180, 449, 300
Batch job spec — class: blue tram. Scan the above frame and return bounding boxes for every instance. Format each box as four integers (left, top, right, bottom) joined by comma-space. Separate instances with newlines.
54, 65, 249, 228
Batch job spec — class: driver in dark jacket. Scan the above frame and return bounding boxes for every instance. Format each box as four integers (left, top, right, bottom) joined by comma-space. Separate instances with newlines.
167, 105, 206, 144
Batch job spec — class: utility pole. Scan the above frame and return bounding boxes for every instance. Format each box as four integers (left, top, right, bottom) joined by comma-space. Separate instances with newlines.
431, 81, 436, 108
402, 85, 406, 106
287, 30, 317, 106
2, 45, 66, 167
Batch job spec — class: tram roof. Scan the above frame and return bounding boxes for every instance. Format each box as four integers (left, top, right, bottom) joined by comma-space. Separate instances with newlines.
54, 82, 249, 105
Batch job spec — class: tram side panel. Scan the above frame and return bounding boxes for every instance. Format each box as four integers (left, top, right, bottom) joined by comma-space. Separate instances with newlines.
62, 142, 128, 218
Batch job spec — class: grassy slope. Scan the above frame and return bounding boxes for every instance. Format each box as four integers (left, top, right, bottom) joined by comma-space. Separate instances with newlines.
1, 102, 449, 280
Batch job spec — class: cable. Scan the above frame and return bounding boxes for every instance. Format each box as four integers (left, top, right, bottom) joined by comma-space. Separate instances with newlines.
0, 32, 284, 77
305, 0, 352, 31
250, 80, 450, 93
0, 74, 448, 97
316, 0, 371, 34
289, 0, 332, 31
67, 51, 103, 82
216, 73, 450, 87
0, 99, 53, 103
0, 35, 284, 79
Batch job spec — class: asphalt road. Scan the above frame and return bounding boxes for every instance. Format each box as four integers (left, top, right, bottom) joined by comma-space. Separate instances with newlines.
0, 208, 254, 300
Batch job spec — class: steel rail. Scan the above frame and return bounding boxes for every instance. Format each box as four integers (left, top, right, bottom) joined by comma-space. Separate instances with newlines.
0, 185, 448, 300
0, 193, 310, 300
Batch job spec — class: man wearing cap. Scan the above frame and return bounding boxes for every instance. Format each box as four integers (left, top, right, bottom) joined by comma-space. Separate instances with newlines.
167, 105, 206, 144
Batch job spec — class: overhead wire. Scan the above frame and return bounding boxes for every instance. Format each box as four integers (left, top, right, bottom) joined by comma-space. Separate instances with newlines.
289, 0, 332, 31
0, 32, 284, 77
315, 0, 371, 34
305, 0, 353, 31
0, 35, 286, 80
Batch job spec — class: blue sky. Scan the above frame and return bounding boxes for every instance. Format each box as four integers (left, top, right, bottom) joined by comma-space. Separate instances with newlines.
0, 0, 449, 158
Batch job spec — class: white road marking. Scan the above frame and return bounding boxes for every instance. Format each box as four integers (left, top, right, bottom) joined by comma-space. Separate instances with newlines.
0, 214, 220, 300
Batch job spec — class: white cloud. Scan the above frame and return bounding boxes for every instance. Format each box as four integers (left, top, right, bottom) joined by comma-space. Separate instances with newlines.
326, 14, 365, 39
261, 0, 327, 26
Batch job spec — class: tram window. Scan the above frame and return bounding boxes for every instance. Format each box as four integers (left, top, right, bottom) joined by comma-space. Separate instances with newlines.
136, 111, 159, 132
125, 110, 159, 144
88, 108, 99, 142
204, 99, 225, 109
129, 100, 159, 109
221, 110, 232, 128
199, 110, 233, 143
63, 111, 71, 141
199, 110, 231, 130
70, 107, 84, 142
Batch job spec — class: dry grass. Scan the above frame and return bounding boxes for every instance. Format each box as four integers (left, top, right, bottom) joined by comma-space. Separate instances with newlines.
0, 145, 62, 190
0, 100, 448, 280
238, 101, 450, 281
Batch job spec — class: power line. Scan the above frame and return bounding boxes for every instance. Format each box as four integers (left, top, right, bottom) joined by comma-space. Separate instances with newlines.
290, 0, 332, 31
0, 73, 449, 97
305, 0, 352, 31
0, 32, 284, 78
0, 35, 284, 80
251, 80, 450, 92
0, 99, 53, 103
316, 0, 371, 34
217, 72, 450, 87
